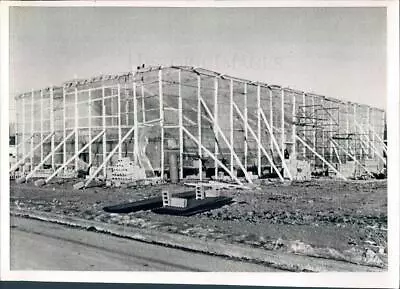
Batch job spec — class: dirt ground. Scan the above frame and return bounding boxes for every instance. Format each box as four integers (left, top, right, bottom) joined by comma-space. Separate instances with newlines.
10, 178, 387, 269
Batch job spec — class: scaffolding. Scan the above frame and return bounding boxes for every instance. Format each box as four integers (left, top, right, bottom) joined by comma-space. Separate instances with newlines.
12, 65, 387, 186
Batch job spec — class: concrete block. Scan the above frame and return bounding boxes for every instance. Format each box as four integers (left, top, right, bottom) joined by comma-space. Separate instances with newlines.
205, 189, 220, 197
34, 179, 46, 187
170, 197, 187, 208
73, 181, 85, 190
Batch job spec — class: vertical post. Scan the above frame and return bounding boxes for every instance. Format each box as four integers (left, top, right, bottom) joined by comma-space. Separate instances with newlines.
281, 88, 285, 156
102, 85, 107, 177
371, 108, 375, 159
302, 92, 306, 158
40, 90, 44, 165
229, 79, 234, 174
22, 96, 25, 170
88, 89, 92, 165
197, 74, 202, 181
367, 107, 371, 158
257, 85, 261, 176
292, 92, 296, 158
30, 90, 34, 171
159, 69, 164, 179
133, 82, 138, 164
117, 84, 122, 158
244, 82, 248, 171
63, 87, 66, 168
346, 102, 350, 157
214, 77, 219, 178
178, 69, 183, 180
269, 88, 273, 173
125, 84, 129, 126
50, 86, 55, 169
329, 101, 334, 163
74, 86, 79, 170
312, 95, 316, 167
141, 83, 145, 123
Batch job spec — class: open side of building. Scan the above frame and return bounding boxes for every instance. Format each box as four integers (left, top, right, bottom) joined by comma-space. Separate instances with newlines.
11, 65, 387, 187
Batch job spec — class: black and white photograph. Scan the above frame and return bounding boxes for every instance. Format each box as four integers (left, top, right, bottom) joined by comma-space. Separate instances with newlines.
1, 1, 399, 287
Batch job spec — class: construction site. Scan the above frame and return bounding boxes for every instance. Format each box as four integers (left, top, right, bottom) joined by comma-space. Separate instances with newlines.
9, 65, 388, 271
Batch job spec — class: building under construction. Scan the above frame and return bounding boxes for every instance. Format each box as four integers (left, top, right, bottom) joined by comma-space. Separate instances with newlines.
10, 65, 387, 187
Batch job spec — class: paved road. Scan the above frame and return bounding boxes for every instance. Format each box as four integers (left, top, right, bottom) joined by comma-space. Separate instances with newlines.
10, 216, 281, 271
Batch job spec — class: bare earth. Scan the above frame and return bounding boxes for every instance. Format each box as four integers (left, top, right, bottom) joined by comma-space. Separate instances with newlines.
10, 178, 387, 269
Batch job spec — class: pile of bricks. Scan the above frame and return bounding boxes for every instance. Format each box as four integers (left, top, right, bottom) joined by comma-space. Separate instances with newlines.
110, 157, 146, 183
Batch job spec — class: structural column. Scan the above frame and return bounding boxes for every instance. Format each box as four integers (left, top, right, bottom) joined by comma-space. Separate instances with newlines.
302, 92, 306, 158
117, 84, 122, 158
50, 87, 55, 169
88, 89, 92, 165
74, 87, 79, 170
178, 70, 183, 180
22, 96, 25, 170
244, 83, 248, 171
40, 90, 44, 165
63, 87, 66, 168
269, 88, 273, 173
197, 75, 202, 180
30, 89, 34, 170
281, 88, 285, 156
214, 77, 219, 178
229, 79, 234, 173
102, 85, 107, 176
159, 69, 164, 179
133, 82, 138, 165
292, 92, 296, 157
257, 85, 261, 176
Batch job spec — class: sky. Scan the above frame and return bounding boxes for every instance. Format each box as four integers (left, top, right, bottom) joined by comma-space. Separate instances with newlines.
9, 7, 387, 116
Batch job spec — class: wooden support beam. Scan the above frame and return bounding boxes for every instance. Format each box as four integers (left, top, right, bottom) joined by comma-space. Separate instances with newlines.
26, 130, 75, 181
50, 87, 55, 169
200, 97, 253, 184
259, 110, 293, 181
47, 130, 105, 184
63, 86, 67, 168
178, 69, 183, 180
297, 135, 347, 180
182, 127, 243, 185
292, 92, 296, 157
10, 132, 55, 173
74, 87, 79, 170
30, 89, 34, 170
244, 82, 248, 171
159, 69, 164, 179
281, 88, 285, 156
232, 102, 284, 182
102, 86, 107, 177
330, 138, 374, 178
197, 75, 202, 181
229, 79, 234, 173
302, 92, 306, 158
269, 88, 273, 173
88, 89, 92, 165
214, 76, 219, 178
257, 85, 261, 176
84, 126, 135, 188
133, 82, 138, 164
40, 90, 43, 165
117, 84, 122, 158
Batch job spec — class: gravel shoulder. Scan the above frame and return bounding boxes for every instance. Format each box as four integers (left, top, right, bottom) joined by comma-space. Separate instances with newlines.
10, 178, 388, 270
